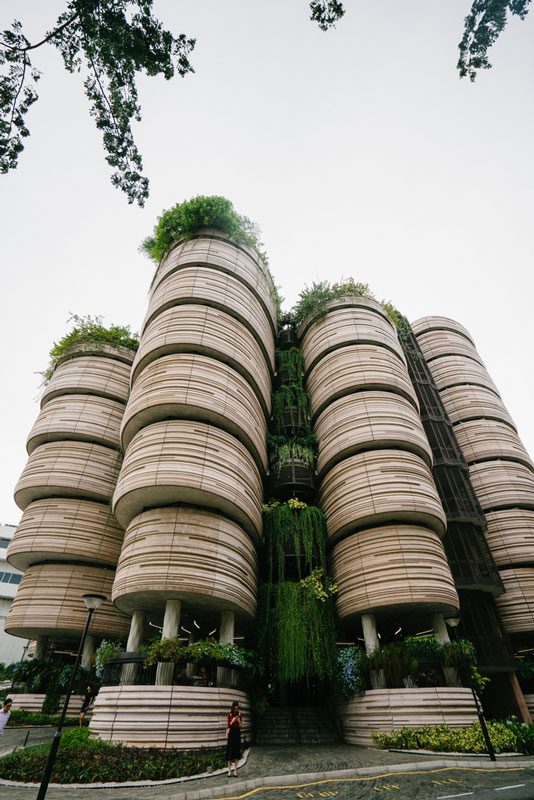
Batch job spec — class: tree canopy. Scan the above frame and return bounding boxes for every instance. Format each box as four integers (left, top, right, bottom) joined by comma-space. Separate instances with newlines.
1, 1, 529, 206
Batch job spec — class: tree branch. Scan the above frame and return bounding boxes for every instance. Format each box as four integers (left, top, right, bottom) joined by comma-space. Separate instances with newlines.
0, 11, 79, 53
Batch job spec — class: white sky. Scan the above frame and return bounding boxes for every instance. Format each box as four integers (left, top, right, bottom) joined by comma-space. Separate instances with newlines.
1, 1, 533, 524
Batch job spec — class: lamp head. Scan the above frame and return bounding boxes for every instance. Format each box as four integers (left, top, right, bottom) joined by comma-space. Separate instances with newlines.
82, 593, 106, 611
445, 616, 460, 628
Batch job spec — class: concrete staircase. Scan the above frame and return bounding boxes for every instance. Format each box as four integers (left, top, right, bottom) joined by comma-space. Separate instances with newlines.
254, 706, 340, 745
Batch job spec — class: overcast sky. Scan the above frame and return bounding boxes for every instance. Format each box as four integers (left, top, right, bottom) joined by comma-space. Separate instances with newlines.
1, 0, 533, 524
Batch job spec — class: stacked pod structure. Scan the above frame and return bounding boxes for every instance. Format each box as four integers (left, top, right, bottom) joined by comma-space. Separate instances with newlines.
111, 230, 276, 650
6, 344, 134, 648
413, 317, 534, 643
300, 297, 459, 636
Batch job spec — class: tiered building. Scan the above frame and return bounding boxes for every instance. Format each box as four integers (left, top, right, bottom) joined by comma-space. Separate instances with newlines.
5, 229, 534, 746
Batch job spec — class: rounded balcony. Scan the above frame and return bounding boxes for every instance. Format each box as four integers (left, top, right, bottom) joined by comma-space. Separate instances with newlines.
306, 344, 419, 421
439, 384, 516, 429
315, 390, 432, 477
120, 353, 267, 473
424, 354, 500, 396
143, 265, 275, 368
454, 419, 533, 470
112, 507, 257, 618
495, 568, 534, 636
7, 498, 124, 570
411, 316, 475, 345
152, 230, 277, 329
320, 449, 446, 543
469, 460, 534, 511
41, 356, 131, 406
131, 305, 272, 415
113, 420, 263, 539
485, 509, 534, 568
332, 524, 458, 620
27, 394, 123, 453
4, 562, 129, 641
415, 329, 484, 365
14, 441, 121, 510
300, 299, 405, 374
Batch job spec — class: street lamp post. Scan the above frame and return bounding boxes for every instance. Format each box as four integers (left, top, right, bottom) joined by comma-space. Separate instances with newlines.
36, 593, 106, 800
445, 616, 496, 762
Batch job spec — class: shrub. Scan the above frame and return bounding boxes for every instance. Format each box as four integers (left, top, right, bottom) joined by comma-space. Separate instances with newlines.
8, 709, 79, 727
372, 721, 520, 754
336, 646, 367, 698
95, 640, 124, 679
0, 726, 227, 783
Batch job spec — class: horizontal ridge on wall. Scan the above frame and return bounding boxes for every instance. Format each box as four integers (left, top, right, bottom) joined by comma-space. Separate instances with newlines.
300, 302, 405, 375
439, 385, 516, 429
320, 449, 447, 543
5, 562, 129, 640
112, 507, 257, 618
41, 356, 131, 406
306, 345, 419, 421
152, 232, 276, 327
423, 355, 501, 396
113, 420, 263, 539
495, 567, 534, 635
143, 265, 276, 364
120, 353, 268, 473
27, 395, 124, 453
415, 329, 484, 365
7, 498, 124, 570
454, 419, 534, 470
484, 509, 534, 568
314, 391, 432, 477
14, 440, 122, 510
331, 524, 458, 619
411, 316, 475, 345
131, 305, 272, 415
469, 461, 534, 512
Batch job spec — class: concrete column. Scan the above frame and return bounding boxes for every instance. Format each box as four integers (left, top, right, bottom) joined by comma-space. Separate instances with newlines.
126, 610, 145, 652
34, 636, 48, 660
218, 610, 235, 686
361, 613, 379, 654
121, 610, 145, 685
432, 613, 451, 644
156, 600, 181, 685
81, 635, 95, 671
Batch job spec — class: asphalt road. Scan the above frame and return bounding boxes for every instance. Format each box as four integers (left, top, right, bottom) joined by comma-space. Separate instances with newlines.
207, 767, 534, 800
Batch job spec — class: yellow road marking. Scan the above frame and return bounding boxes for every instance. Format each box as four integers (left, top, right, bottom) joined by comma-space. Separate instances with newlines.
211, 767, 528, 800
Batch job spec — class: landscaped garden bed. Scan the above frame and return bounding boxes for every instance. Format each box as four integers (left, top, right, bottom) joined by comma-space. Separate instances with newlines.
7, 709, 79, 727
0, 728, 227, 783
372, 719, 534, 755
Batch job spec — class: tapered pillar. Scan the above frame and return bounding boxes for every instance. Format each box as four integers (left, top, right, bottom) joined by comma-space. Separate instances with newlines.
34, 636, 48, 660
432, 613, 451, 644
121, 610, 145, 684
156, 600, 181, 685
361, 613, 379, 654
218, 610, 235, 686
81, 635, 95, 671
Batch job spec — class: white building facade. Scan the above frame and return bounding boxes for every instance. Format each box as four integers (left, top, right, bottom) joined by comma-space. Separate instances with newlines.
0, 524, 27, 664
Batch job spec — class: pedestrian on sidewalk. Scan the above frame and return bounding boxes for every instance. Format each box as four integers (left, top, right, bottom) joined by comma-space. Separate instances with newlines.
79, 683, 97, 727
226, 700, 242, 777
0, 698, 12, 736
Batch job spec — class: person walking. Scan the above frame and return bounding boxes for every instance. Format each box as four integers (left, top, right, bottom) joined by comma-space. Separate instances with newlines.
0, 698, 12, 736
79, 683, 97, 727
226, 700, 242, 777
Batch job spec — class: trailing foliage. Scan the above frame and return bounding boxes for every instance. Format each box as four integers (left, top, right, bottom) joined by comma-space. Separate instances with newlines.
261, 499, 327, 582
300, 567, 338, 603
336, 646, 367, 698
95, 639, 123, 678
372, 720, 526, 754
276, 348, 305, 386
144, 637, 254, 671
142, 195, 266, 263
0, 726, 227, 782
271, 384, 311, 433
291, 279, 374, 327
0, 2, 195, 205
43, 314, 139, 382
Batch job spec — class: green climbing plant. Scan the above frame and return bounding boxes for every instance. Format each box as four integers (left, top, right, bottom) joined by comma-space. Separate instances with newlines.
271, 384, 311, 433
276, 348, 305, 386
261, 499, 327, 582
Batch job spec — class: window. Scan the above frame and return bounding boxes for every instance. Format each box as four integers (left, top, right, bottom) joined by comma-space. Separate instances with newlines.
0, 571, 21, 585
0, 538, 10, 549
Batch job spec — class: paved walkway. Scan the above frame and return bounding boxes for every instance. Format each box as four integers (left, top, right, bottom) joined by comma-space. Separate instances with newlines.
0, 729, 530, 800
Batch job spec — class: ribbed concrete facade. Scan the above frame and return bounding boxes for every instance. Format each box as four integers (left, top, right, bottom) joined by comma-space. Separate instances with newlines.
413, 316, 534, 640
301, 297, 459, 632
7, 343, 134, 645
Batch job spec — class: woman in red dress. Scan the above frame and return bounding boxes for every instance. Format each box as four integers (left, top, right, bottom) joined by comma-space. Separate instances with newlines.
226, 701, 242, 776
